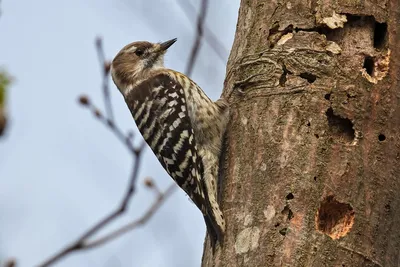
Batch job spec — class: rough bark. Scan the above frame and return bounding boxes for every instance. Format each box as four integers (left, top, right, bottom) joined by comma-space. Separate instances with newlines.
202, 0, 399, 266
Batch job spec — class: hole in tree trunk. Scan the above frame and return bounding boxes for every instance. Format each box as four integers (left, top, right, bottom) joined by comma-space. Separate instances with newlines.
324, 93, 331, 100
286, 193, 294, 200
282, 205, 294, 220
363, 56, 374, 76
279, 228, 288, 236
299, 72, 317, 83
316, 195, 355, 239
326, 108, 355, 142
378, 134, 386, 141
373, 22, 388, 49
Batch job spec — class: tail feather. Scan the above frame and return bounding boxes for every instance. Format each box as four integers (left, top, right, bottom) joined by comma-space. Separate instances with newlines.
204, 215, 221, 251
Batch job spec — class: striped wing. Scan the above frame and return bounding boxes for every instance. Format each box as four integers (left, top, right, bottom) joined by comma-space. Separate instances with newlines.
125, 73, 207, 213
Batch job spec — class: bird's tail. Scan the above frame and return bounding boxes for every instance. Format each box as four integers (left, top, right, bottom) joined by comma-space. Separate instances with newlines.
201, 175, 225, 249
204, 214, 222, 250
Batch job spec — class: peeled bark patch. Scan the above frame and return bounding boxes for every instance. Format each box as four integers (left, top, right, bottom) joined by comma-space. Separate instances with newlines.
316, 195, 355, 239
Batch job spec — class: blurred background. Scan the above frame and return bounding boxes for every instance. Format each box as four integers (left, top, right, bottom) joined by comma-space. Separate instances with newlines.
0, 0, 239, 266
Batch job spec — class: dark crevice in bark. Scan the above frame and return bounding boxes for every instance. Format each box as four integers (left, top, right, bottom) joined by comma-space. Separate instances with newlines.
326, 108, 355, 142
279, 64, 289, 86
217, 129, 229, 204
299, 72, 317, 83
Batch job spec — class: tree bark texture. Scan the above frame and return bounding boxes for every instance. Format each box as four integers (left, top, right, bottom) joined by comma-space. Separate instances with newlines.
202, 0, 399, 266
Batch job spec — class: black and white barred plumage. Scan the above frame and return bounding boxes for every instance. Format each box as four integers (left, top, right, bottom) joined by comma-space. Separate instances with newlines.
111, 39, 229, 245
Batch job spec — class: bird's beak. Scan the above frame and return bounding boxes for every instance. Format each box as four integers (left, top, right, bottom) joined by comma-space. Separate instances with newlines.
160, 38, 177, 51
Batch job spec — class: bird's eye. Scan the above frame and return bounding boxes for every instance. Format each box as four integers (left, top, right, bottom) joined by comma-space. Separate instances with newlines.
135, 49, 144, 56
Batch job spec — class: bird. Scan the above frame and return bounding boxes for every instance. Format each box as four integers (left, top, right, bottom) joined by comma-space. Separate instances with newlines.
110, 38, 229, 246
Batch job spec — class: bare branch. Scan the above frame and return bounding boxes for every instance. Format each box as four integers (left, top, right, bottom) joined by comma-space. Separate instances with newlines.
37, 120, 144, 267
84, 184, 176, 249
185, 0, 209, 77
177, 0, 228, 63
78, 97, 137, 154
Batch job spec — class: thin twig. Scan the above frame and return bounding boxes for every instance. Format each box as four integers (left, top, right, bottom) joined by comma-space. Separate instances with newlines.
185, 0, 209, 77
86, 101, 137, 154
95, 37, 114, 122
177, 0, 228, 63
84, 184, 176, 249
37, 138, 143, 267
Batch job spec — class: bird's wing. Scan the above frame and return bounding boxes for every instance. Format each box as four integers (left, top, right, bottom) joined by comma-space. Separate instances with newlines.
125, 73, 207, 213
125, 72, 224, 244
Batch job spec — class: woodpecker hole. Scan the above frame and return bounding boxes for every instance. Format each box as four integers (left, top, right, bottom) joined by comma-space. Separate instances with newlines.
313, 176, 317, 181
374, 22, 388, 49
299, 72, 317, 83
286, 193, 294, 200
282, 205, 294, 220
316, 195, 355, 239
378, 134, 386, 141
279, 228, 288, 236
363, 56, 374, 76
324, 93, 331, 100
326, 108, 355, 142
385, 203, 391, 212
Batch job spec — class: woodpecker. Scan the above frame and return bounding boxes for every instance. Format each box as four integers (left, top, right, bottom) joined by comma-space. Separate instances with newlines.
111, 38, 229, 245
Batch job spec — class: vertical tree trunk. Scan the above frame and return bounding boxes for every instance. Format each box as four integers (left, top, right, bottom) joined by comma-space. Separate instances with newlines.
203, 0, 399, 266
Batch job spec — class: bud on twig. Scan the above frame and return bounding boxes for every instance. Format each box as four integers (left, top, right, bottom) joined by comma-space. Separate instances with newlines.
104, 61, 111, 74
93, 109, 102, 118
78, 95, 90, 106
144, 177, 154, 188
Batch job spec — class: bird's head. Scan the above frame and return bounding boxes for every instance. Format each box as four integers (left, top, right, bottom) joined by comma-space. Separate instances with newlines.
111, 38, 177, 94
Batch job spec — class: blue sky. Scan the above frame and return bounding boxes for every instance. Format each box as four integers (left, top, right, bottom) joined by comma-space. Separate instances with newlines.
0, 0, 239, 266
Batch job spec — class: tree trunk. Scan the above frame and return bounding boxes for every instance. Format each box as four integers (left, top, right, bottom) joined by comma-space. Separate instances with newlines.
202, 0, 399, 266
